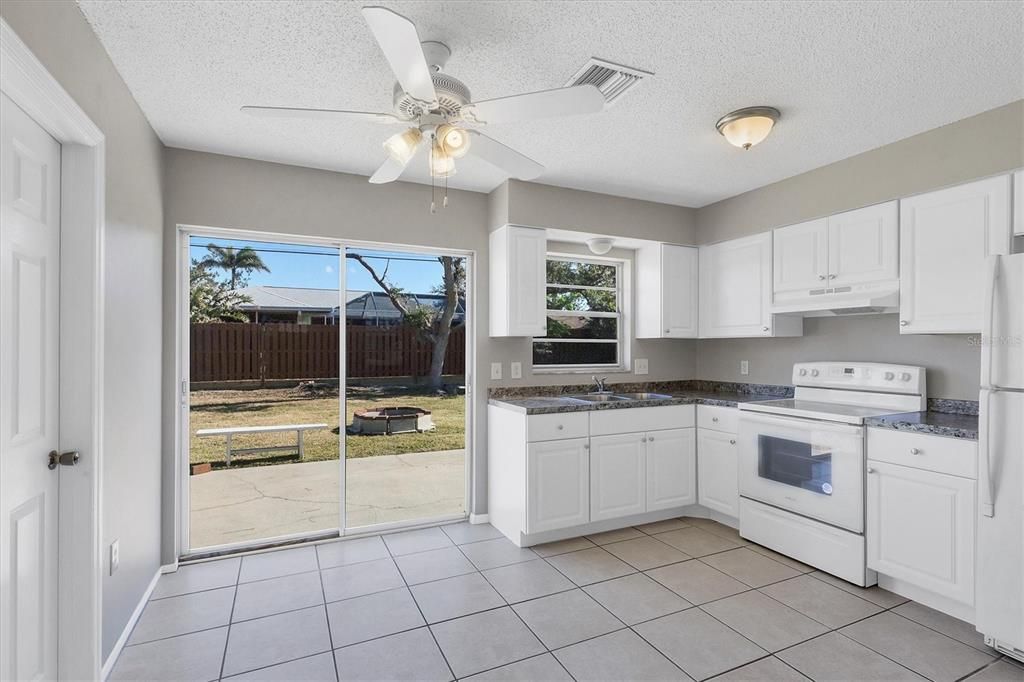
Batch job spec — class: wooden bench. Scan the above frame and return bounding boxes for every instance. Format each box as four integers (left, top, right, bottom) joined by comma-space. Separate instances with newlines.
196, 423, 329, 465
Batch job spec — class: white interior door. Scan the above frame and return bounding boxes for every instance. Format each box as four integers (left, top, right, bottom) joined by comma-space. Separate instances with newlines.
0, 92, 61, 681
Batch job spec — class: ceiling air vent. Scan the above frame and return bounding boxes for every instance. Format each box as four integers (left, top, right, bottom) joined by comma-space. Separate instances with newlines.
565, 58, 652, 106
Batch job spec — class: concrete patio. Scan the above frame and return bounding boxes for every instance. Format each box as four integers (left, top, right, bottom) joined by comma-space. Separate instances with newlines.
189, 449, 466, 549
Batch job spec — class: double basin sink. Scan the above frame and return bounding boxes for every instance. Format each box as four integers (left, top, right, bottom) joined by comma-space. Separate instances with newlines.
563, 392, 673, 403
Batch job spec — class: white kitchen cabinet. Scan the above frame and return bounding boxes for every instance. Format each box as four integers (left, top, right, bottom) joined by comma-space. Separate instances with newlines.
647, 427, 697, 510
866, 459, 976, 607
774, 218, 828, 293
490, 224, 546, 337
700, 232, 802, 338
697, 428, 739, 518
772, 201, 898, 303
899, 175, 1012, 333
636, 243, 698, 338
527, 438, 590, 534
590, 433, 647, 522
1014, 171, 1023, 236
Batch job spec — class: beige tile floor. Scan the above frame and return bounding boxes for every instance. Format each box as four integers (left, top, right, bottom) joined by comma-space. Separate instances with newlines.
110, 517, 1023, 682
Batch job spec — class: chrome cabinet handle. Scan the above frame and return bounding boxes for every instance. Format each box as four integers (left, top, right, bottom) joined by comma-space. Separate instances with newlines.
648, 436, 655, 442
828, 274, 836, 280
900, 320, 908, 327
556, 424, 563, 430
910, 447, 920, 455
818, 274, 826, 281
761, 326, 769, 332
867, 467, 875, 473
641, 436, 647, 443
729, 439, 736, 445
584, 443, 590, 450
712, 417, 719, 422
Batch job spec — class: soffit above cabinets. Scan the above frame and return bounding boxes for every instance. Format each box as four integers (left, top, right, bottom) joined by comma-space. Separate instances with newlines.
77, 0, 1023, 207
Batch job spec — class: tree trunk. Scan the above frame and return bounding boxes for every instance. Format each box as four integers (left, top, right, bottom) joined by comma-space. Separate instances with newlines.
427, 324, 451, 391
426, 256, 460, 391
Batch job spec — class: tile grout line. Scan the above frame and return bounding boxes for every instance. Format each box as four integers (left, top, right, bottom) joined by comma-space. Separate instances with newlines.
216, 557, 243, 680
387, 530, 459, 681
312, 545, 340, 682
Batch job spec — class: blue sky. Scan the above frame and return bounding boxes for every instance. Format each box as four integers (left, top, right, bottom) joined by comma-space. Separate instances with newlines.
189, 237, 453, 294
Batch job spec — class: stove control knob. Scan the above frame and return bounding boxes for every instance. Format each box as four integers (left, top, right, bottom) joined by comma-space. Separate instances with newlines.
798, 368, 808, 376
900, 372, 912, 382
884, 371, 895, 381
810, 369, 819, 377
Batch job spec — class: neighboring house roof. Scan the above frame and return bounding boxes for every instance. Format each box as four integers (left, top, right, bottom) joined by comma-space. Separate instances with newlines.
235, 286, 466, 322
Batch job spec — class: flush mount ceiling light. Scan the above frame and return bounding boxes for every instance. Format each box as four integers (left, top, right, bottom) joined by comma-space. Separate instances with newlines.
587, 238, 615, 255
716, 106, 781, 150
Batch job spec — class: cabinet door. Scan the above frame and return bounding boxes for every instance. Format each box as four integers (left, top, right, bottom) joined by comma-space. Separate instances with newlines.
697, 429, 738, 517
773, 218, 828, 293
828, 201, 898, 287
662, 245, 699, 338
699, 233, 773, 337
527, 438, 589, 534
1014, 171, 1023, 236
490, 225, 546, 337
866, 460, 975, 606
900, 176, 1011, 333
647, 428, 696, 511
590, 433, 646, 522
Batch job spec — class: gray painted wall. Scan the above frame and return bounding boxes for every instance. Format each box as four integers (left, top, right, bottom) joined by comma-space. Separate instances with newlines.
161, 149, 695, 556
1, 1, 166, 658
694, 101, 1024, 399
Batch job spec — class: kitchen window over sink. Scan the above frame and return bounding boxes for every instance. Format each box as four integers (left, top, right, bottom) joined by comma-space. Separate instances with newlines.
533, 255, 626, 371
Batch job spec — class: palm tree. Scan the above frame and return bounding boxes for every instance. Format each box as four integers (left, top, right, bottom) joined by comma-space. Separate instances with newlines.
201, 244, 270, 289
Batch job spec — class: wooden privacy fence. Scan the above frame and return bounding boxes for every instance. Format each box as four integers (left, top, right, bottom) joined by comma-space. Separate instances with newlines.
190, 323, 466, 382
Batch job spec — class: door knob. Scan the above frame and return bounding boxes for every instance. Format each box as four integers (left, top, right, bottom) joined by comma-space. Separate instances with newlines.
48, 450, 80, 470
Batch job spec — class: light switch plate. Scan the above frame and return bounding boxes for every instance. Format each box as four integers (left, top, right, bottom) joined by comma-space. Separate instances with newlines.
510, 362, 522, 379
490, 362, 502, 380
740, 360, 749, 376
110, 540, 119, 576
634, 359, 649, 375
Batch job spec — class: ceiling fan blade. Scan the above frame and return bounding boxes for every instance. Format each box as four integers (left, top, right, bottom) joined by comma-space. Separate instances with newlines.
368, 155, 408, 184
241, 105, 401, 124
361, 6, 438, 105
463, 85, 605, 125
468, 131, 544, 180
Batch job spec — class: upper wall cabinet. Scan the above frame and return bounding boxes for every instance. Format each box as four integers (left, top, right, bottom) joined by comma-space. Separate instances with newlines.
636, 243, 698, 338
899, 175, 1012, 334
699, 232, 803, 338
1014, 171, 1023, 236
490, 225, 546, 337
773, 201, 898, 310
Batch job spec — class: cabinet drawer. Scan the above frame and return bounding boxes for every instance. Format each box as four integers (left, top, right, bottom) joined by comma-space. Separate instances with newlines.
867, 428, 977, 479
697, 405, 738, 433
527, 412, 588, 442
590, 405, 695, 436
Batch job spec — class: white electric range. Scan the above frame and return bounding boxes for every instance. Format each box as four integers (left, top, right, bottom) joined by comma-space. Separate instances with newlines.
737, 362, 926, 586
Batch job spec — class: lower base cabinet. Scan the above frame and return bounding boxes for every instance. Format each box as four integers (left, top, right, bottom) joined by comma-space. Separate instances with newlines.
591, 433, 646, 521
866, 459, 976, 606
697, 428, 739, 517
527, 438, 590, 534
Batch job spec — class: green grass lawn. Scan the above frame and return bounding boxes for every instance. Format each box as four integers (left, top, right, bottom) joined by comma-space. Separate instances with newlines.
189, 384, 465, 466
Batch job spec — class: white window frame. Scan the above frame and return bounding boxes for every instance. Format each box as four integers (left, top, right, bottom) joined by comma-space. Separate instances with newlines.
532, 253, 631, 373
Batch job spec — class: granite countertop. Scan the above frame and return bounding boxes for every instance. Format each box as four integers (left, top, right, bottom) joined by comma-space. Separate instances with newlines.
865, 411, 979, 441
488, 389, 780, 415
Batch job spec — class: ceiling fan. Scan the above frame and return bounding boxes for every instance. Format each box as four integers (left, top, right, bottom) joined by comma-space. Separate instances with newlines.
241, 5, 606, 193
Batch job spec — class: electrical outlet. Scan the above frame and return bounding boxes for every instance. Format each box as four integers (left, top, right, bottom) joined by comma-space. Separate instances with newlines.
634, 358, 649, 375
740, 360, 749, 376
110, 540, 119, 576
490, 362, 502, 380
510, 362, 522, 379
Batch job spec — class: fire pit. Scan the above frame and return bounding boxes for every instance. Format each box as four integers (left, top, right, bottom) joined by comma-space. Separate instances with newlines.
350, 406, 435, 435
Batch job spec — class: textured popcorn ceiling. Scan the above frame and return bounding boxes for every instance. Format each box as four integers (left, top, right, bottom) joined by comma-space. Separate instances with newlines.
77, 0, 1023, 207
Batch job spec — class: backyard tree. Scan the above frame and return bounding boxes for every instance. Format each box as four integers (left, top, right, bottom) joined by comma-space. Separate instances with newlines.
201, 244, 270, 289
189, 260, 253, 322
347, 253, 464, 391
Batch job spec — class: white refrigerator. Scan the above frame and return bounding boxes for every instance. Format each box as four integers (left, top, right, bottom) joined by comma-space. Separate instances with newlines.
976, 253, 1024, 662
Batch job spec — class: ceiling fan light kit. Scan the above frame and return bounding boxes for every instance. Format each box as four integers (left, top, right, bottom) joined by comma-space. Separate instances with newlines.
241, 5, 608, 211
716, 106, 781, 149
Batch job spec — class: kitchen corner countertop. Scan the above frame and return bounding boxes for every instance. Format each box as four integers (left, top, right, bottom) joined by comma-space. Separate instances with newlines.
488, 391, 770, 415
865, 411, 979, 441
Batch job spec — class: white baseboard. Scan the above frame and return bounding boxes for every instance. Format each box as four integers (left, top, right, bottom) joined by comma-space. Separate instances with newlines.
101, 565, 165, 680
160, 561, 178, 574
469, 513, 490, 525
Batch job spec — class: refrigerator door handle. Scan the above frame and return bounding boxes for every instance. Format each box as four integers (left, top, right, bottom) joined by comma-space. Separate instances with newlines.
981, 256, 999, 389
979, 389, 995, 518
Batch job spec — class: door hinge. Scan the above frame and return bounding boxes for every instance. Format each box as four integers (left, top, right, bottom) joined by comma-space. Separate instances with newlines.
48, 450, 80, 470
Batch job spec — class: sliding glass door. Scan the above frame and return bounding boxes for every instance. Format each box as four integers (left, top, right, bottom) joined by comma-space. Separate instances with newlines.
181, 231, 469, 555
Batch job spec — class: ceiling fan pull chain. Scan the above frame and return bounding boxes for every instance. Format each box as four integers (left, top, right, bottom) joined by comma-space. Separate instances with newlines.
430, 136, 437, 214
443, 170, 449, 208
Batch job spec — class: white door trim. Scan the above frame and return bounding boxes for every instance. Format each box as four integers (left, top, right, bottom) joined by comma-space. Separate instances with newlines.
1, 18, 105, 681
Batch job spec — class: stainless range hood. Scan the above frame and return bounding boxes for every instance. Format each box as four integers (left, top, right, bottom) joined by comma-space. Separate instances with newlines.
771, 283, 900, 317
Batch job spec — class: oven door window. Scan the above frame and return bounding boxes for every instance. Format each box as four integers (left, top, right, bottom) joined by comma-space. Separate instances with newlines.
757, 435, 833, 496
